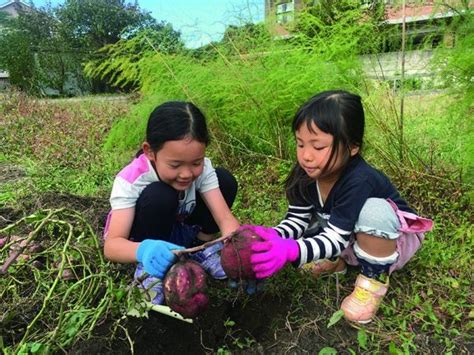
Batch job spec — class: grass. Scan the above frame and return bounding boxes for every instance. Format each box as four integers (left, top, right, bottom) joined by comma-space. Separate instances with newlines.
0, 84, 472, 353
226, 157, 472, 353
0, 92, 130, 200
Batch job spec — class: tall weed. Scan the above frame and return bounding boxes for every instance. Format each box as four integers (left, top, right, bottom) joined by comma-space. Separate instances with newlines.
102, 21, 369, 161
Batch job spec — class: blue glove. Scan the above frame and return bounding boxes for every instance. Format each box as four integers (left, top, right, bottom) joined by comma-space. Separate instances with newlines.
136, 239, 184, 278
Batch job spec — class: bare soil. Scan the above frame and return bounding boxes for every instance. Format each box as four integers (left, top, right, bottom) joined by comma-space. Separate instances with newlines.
68, 278, 359, 355
2, 191, 472, 354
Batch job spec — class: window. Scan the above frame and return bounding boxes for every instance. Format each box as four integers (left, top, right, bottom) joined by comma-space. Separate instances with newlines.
276, 1, 294, 14
277, 13, 294, 24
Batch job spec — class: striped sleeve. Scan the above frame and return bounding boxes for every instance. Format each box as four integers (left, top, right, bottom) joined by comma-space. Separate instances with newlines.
294, 222, 352, 267
274, 205, 313, 239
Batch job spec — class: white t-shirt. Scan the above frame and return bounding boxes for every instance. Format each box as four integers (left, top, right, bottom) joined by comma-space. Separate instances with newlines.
109, 153, 219, 219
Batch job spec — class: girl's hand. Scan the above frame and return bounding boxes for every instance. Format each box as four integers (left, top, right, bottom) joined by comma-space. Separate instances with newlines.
136, 239, 184, 278
250, 230, 299, 279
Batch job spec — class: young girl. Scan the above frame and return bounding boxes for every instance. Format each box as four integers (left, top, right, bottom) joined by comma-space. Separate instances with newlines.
104, 101, 240, 304
249, 90, 433, 323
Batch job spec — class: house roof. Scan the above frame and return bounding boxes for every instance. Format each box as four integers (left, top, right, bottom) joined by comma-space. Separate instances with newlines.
0, 1, 31, 10
385, 7, 459, 24
383, 1, 473, 25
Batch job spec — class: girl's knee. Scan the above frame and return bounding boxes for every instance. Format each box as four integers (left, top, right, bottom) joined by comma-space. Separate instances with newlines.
215, 167, 238, 206
355, 232, 397, 256
137, 181, 179, 210
354, 198, 400, 240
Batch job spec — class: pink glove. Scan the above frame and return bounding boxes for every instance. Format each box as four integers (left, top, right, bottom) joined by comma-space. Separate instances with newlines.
250, 226, 299, 279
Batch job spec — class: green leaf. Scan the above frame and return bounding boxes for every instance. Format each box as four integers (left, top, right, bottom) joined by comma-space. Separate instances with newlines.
327, 309, 344, 328
127, 305, 149, 318
357, 328, 368, 350
224, 319, 236, 327
388, 341, 402, 355
216, 347, 230, 355
25, 212, 47, 222
115, 289, 126, 301
319, 347, 337, 355
66, 325, 79, 338
29, 342, 44, 353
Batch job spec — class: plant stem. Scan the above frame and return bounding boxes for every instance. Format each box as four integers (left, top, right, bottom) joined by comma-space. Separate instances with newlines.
18, 218, 74, 349
399, 0, 406, 162
173, 233, 231, 256
0, 209, 58, 275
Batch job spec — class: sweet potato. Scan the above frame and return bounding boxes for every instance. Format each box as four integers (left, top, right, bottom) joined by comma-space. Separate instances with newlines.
163, 259, 208, 318
221, 226, 263, 280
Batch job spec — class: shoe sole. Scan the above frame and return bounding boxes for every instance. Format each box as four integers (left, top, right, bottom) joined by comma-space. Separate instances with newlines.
345, 316, 373, 324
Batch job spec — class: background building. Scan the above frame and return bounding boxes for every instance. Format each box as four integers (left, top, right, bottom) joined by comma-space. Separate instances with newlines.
0, 0, 30, 16
264, 1, 470, 89
0, 0, 31, 89
264, 0, 466, 46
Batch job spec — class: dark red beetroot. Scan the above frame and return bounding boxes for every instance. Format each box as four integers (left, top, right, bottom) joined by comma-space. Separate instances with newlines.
221, 226, 263, 280
163, 259, 208, 318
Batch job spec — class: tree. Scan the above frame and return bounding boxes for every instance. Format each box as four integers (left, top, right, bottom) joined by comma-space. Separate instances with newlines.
220, 23, 271, 53
187, 22, 272, 61
56, 0, 183, 92
56, 0, 174, 53
292, 0, 389, 55
0, 5, 90, 95
0, 19, 35, 91
0, 0, 183, 95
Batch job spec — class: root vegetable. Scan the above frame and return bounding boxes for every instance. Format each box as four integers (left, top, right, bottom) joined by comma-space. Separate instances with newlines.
220, 226, 263, 280
163, 260, 208, 318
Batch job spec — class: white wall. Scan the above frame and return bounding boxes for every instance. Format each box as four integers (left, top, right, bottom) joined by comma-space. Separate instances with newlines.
361, 49, 435, 80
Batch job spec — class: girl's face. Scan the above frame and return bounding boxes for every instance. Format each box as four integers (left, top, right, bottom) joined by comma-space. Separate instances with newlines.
296, 121, 356, 181
144, 137, 206, 191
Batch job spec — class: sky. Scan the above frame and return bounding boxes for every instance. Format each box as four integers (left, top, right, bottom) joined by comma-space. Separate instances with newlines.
32, 0, 265, 48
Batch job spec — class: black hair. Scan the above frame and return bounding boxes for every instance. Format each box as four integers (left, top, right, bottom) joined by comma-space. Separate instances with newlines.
285, 90, 365, 204
145, 101, 210, 152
